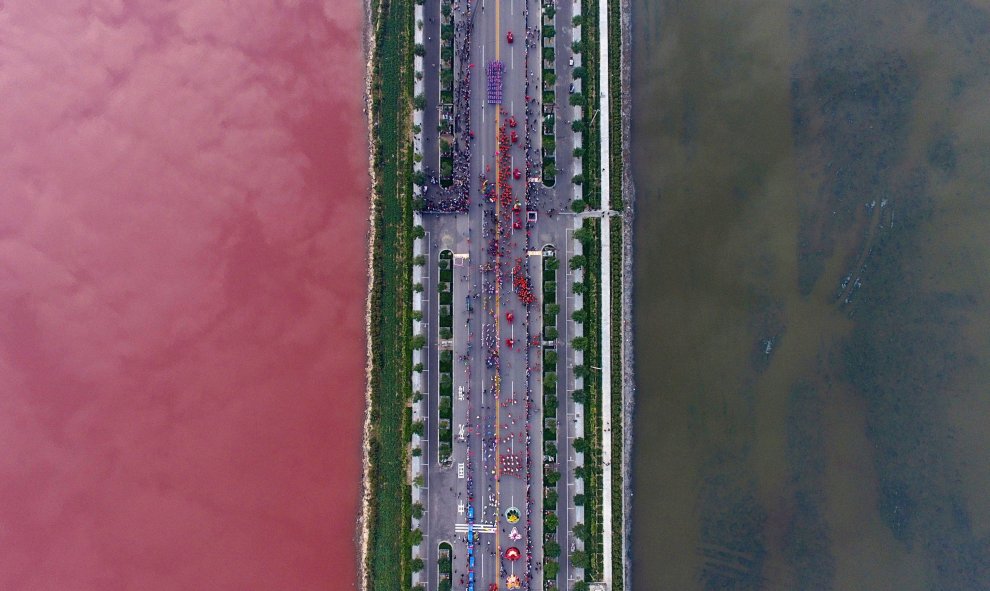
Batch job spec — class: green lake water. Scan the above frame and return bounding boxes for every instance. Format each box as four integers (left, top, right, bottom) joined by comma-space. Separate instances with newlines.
630, 1, 990, 588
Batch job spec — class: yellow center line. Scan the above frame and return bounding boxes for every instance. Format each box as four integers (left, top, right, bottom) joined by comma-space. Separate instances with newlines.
493, 0, 501, 587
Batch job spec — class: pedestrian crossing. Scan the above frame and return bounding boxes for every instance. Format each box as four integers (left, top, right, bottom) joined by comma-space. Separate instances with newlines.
455, 522, 496, 534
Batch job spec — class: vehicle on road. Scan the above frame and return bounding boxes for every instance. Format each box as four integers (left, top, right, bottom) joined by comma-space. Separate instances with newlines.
508, 116, 517, 128
513, 168, 521, 180
510, 130, 518, 143
506, 31, 514, 43
569, 56, 574, 66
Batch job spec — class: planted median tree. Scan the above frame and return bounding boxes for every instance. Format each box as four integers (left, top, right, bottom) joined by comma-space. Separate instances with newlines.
412, 225, 426, 239
573, 523, 588, 541
573, 437, 588, 453
410, 528, 423, 545
571, 198, 587, 213
572, 119, 586, 132
412, 420, 425, 436
572, 174, 584, 186
414, 94, 426, 111
574, 493, 586, 506
570, 254, 587, 269
545, 561, 559, 579
411, 557, 424, 572
414, 43, 425, 56
572, 389, 586, 404
573, 66, 587, 79
571, 336, 588, 351
545, 541, 561, 558
569, 92, 585, 107
411, 334, 426, 349
571, 549, 589, 569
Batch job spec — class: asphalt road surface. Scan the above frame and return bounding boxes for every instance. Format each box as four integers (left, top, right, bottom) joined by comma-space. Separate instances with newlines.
419, 0, 583, 589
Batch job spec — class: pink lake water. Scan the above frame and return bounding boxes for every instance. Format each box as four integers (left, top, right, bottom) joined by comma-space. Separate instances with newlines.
0, 1, 369, 588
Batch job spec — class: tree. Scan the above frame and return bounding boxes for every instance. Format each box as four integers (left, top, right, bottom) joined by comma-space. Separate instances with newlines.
412, 420, 425, 436
572, 174, 584, 186
572, 40, 583, 54
573, 227, 593, 243
543, 47, 555, 62
573, 66, 587, 79
571, 198, 587, 213
545, 512, 559, 530
414, 94, 426, 110
544, 71, 557, 86
438, 581, 452, 591
414, 43, 425, 56
545, 303, 560, 316
411, 334, 426, 349
413, 474, 424, 487
573, 523, 588, 541
413, 170, 428, 186
412, 390, 423, 402
412, 123, 422, 134
572, 14, 584, 26
544, 350, 558, 365
412, 225, 426, 239
438, 556, 451, 572
546, 490, 558, 507
414, 282, 424, 293
410, 528, 423, 545
544, 161, 557, 178
569, 92, 585, 106
573, 364, 590, 378
543, 25, 556, 38
572, 389, 586, 404
544, 561, 559, 579
572, 336, 588, 351
572, 282, 587, 295
544, 372, 557, 390
573, 437, 588, 453
570, 254, 587, 269
545, 257, 560, 271
412, 447, 422, 457
413, 362, 424, 373
572, 146, 584, 158
571, 549, 589, 568
574, 493, 586, 506
545, 471, 561, 486
545, 541, 561, 558
545, 442, 557, 456
413, 254, 427, 266
572, 119, 586, 132
573, 582, 590, 591
574, 465, 586, 480
544, 327, 558, 340
410, 557, 424, 572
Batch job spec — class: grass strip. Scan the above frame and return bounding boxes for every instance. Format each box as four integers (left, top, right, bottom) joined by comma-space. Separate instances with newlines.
607, 0, 623, 211
580, 0, 601, 210
609, 223, 624, 590
366, 0, 415, 589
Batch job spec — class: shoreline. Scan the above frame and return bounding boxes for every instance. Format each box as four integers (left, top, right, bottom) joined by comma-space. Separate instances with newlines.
618, 0, 635, 588
357, 0, 378, 588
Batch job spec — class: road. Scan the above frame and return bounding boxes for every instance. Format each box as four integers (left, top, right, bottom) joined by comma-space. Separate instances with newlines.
417, 0, 585, 589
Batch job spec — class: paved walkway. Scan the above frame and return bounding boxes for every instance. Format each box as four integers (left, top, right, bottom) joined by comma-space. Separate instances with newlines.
597, 0, 614, 587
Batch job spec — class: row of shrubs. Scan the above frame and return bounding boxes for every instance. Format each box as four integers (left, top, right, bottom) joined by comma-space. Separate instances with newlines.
541, 0, 558, 186
437, 250, 454, 464
541, 252, 561, 587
